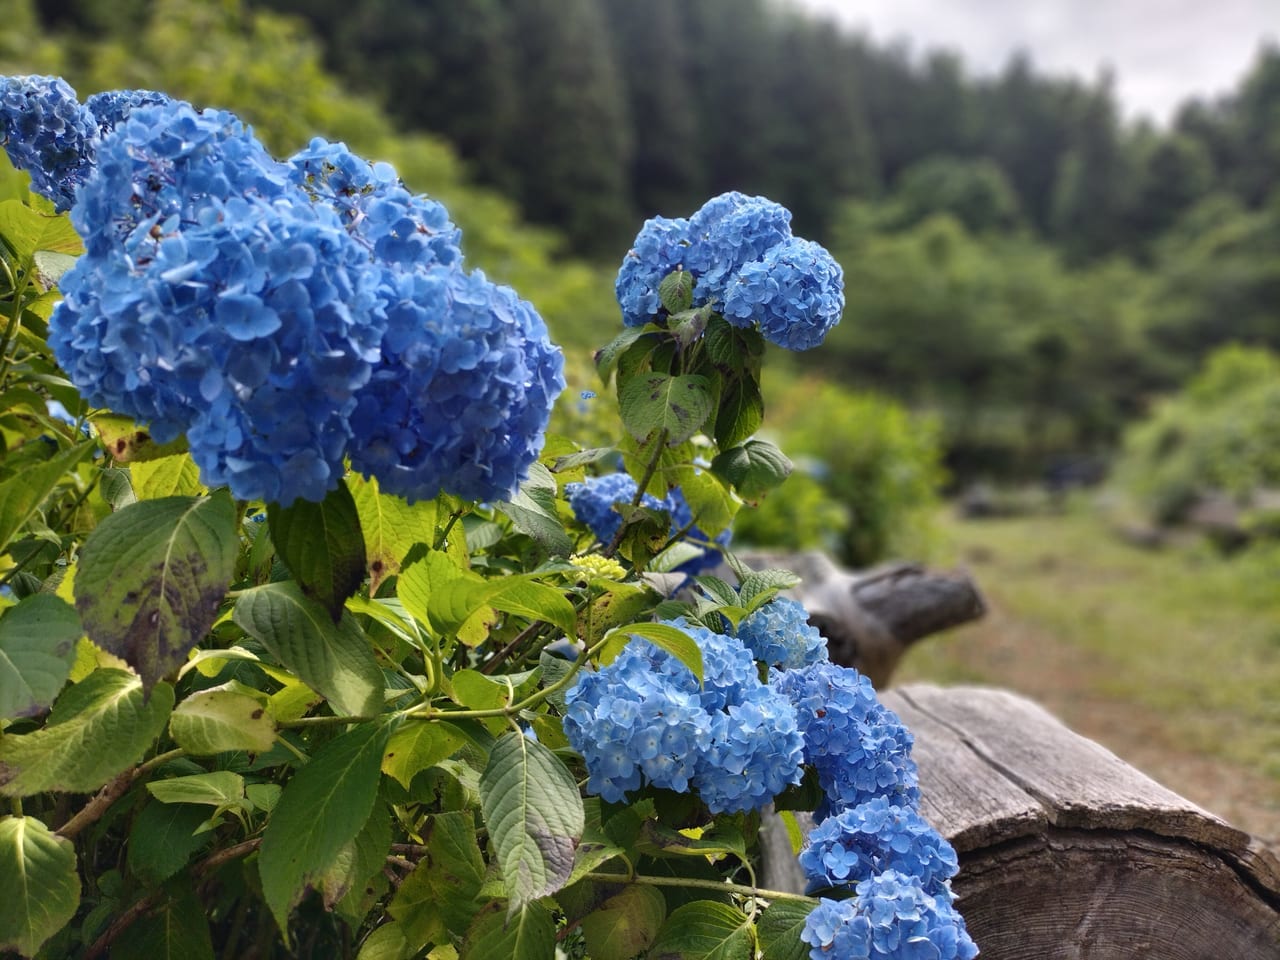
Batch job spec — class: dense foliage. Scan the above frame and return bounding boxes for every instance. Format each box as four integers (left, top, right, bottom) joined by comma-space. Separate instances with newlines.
0, 72, 978, 960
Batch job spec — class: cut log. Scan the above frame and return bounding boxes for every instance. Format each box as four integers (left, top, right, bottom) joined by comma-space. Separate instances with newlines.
735, 550, 986, 687
760, 684, 1280, 960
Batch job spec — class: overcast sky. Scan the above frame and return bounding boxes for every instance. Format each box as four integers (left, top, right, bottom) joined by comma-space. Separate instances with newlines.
787, 0, 1277, 124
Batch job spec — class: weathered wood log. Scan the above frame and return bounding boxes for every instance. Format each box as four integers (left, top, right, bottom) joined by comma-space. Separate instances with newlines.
760, 684, 1280, 960
735, 550, 986, 687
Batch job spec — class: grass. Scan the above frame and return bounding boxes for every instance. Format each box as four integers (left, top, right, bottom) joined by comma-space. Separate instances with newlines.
896, 499, 1280, 787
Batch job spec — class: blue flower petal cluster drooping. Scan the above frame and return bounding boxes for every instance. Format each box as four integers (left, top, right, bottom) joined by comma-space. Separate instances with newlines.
614, 191, 844, 351
0, 75, 99, 211
801, 873, 979, 960
799, 797, 959, 896
22, 80, 564, 506
772, 660, 920, 815
566, 472, 729, 570
735, 595, 829, 670
563, 619, 804, 812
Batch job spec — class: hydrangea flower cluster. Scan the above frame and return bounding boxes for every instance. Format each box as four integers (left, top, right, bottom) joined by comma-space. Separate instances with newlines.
735, 595, 829, 669
12, 76, 564, 505
772, 660, 921, 815
562, 619, 804, 813
801, 873, 978, 960
565, 472, 731, 573
798, 797, 959, 895
615, 191, 844, 351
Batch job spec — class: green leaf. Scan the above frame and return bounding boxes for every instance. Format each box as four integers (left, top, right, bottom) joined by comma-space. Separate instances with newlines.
127, 802, 212, 885
397, 549, 473, 635
169, 687, 277, 755
648, 901, 757, 960
391, 810, 486, 944
0, 439, 93, 556
0, 199, 82, 265
75, 493, 238, 689
233, 582, 384, 717
348, 474, 437, 595
0, 594, 81, 718
758, 900, 815, 960
658, 268, 695, 314
147, 771, 245, 807
550, 446, 615, 473
92, 415, 189, 464
0, 816, 80, 957
0, 670, 173, 796
737, 569, 802, 605
668, 467, 737, 538
450, 668, 539, 711
381, 720, 466, 790
565, 797, 626, 888
693, 576, 738, 607
500, 463, 573, 557
580, 885, 666, 960
594, 327, 649, 383
319, 802, 392, 920
605, 622, 703, 684
258, 720, 391, 939
703, 316, 764, 377
110, 879, 214, 960
128, 453, 206, 500
619, 373, 714, 445
710, 440, 793, 504
636, 819, 747, 861
714, 375, 764, 449
479, 731, 584, 911
355, 922, 414, 960
32, 249, 78, 287
474, 578, 576, 638
461, 900, 555, 960
268, 479, 367, 621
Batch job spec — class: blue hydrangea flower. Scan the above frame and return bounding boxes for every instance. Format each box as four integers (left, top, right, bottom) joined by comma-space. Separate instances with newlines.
615, 215, 691, 327
772, 661, 920, 815
288, 137, 462, 272
800, 872, 979, 960
0, 75, 98, 211
665, 485, 732, 575
566, 472, 667, 545
684, 192, 793, 304
736, 596, 828, 669
84, 89, 174, 133
722, 237, 844, 351
799, 797, 959, 895
564, 619, 803, 811
347, 266, 565, 504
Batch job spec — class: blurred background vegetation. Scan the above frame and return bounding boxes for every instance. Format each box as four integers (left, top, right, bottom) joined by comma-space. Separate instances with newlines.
5, 0, 1279, 834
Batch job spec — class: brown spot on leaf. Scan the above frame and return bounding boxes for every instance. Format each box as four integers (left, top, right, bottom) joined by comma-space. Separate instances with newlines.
251, 708, 265, 719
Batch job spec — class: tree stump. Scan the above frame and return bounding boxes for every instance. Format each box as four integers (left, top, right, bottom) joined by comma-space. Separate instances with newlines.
760, 684, 1280, 960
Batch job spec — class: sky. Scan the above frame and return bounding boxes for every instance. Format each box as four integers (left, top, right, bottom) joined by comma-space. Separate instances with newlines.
787, 0, 1278, 124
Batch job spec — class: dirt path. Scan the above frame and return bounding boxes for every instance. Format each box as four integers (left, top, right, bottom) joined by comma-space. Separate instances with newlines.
900, 590, 1280, 846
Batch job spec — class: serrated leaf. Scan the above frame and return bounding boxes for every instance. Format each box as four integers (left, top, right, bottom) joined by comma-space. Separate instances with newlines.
268, 479, 366, 621
581, 885, 666, 960
233, 582, 383, 718
258, 721, 390, 940
693, 577, 738, 607
127, 802, 212, 885
619, 373, 714, 445
0, 816, 80, 957
348, 474, 437, 595
550, 447, 615, 473
169, 688, 277, 756
703, 316, 764, 376
607, 622, 703, 684
128, 453, 206, 500
737, 569, 802, 604
757, 900, 815, 960
391, 810, 486, 944
450, 668, 539, 711
479, 731, 584, 912
668, 468, 737, 538
0, 439, 93, 555
658, 268, 694, 314
110, 879, 214, 960
474, 578, 576, 638
594, 327, 649, 383
99, 468, 136, 510
147, 771, 245, 807
381, 721, 466, 789
75, 493, 237, 690
500, 463, 573, 557
0, 670, 173, 796
649, 901, 757, 960
714, 375, 764, 449
319, 803, 392, 920
355, 922, 414, 960
710, 440, 793, 504
461, 900, 555, 960
0, 594, 81, 718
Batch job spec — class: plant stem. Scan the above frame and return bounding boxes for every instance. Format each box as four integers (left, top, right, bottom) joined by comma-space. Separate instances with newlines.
603, 427, 671, 560
581, 870, 815, 906
433, 507, 465, 552
56, 748, 186, 839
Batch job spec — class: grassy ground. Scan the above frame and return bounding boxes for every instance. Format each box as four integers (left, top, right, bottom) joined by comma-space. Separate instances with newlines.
893, 500, 1280, 842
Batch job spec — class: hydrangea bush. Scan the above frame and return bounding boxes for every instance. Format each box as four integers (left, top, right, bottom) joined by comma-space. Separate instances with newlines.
0, 74, 975, 960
